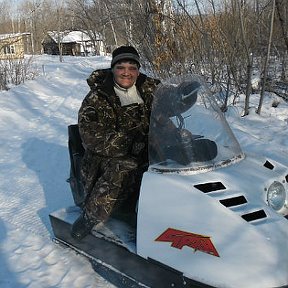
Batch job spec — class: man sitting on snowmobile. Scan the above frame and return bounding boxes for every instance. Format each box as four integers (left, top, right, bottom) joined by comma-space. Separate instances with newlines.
71, 46, 160, 239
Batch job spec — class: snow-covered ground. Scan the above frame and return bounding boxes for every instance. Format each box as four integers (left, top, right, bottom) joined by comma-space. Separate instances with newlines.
0, 55, 287, 288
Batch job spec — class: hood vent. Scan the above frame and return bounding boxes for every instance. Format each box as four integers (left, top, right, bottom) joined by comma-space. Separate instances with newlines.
263, 160, 274, 170
220, 196, 247, 208
194, 182, 226, 193
194, 181, 268, 223
241, 210, 267, 222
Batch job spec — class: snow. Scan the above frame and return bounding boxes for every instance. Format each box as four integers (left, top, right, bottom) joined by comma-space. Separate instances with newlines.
47, 31, 101, 43
0, 54, 287, 288
0, 32, 31, 40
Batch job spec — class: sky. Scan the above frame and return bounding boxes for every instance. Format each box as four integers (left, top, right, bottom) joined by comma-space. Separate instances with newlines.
0, 54, 287, 287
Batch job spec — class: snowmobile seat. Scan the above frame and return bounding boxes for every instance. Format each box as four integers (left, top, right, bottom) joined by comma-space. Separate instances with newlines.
67, 124, 85, 207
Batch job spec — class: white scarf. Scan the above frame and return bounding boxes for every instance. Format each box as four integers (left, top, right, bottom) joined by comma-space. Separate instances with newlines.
114, 83, 143, 106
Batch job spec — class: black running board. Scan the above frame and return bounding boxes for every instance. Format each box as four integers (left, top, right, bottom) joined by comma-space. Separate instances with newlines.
49, 207, 214, 288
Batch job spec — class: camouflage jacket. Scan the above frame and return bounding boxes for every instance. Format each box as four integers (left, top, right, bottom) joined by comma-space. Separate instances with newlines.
78, 69, 160, 184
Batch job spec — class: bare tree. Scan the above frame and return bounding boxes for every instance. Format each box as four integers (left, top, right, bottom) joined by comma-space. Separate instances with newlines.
235, 0, 253, 116
275, 0, 288, 52
53, 0, 68, 62
275, 0, 288, 80
1, 0, 286, 101
103, 2, 119, 46
0, 1, 14, 33
256, 0, 276, 114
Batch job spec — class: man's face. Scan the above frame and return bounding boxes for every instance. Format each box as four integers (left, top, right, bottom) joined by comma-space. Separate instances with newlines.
112, 61, 140, 89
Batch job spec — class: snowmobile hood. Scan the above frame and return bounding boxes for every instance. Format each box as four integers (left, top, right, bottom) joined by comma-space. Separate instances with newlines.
148, 74, 244, 174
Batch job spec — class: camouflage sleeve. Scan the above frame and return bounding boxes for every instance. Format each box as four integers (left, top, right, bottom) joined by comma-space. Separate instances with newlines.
78, 91, 133, 157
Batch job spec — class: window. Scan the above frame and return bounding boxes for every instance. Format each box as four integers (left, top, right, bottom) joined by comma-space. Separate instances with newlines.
4, 45, 15, 54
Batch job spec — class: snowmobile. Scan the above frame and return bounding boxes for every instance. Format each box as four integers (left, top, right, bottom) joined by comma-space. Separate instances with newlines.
50, 74, 288, 288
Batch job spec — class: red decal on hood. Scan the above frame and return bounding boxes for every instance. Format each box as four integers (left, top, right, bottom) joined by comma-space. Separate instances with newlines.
155, 228, 220, 257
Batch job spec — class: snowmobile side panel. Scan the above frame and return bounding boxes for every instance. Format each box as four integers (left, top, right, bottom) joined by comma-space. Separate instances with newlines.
49, 208, 214, 288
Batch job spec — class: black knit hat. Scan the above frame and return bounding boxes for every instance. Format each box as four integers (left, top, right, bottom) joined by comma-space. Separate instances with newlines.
111, 46, 140, 68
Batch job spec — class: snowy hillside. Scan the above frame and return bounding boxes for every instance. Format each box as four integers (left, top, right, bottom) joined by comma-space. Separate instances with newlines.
0, 54, 287, 288
0, 55, 117, 288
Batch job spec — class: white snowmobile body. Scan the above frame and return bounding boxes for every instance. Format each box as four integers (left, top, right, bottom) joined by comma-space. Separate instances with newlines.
137, 75, 288, 288
50, 75, 288, 288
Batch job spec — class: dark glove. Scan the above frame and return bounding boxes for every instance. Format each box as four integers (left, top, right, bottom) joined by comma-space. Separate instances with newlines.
131, 130, 147, 157
175, 81, 200, 114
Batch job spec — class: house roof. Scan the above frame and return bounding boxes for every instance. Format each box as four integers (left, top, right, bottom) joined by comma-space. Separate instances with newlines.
47, 31, 102, 43
0, 32, 31, 41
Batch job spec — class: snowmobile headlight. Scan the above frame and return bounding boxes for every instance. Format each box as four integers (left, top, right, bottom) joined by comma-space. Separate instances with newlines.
267, 181, 286, 211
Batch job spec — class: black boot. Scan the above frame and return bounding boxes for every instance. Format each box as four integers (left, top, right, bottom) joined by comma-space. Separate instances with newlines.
71, 212, 95, 240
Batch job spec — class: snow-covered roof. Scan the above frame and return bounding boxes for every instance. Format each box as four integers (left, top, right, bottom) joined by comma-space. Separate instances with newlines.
0, 32, 31, 41
47, 30, 102, 43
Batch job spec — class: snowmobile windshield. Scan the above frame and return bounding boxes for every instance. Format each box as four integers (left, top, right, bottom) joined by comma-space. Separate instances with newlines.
148, 74, 244, 173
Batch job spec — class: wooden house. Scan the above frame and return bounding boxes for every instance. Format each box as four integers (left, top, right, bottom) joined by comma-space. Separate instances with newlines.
0, 33, 33, 60
42, 30, 105, 56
